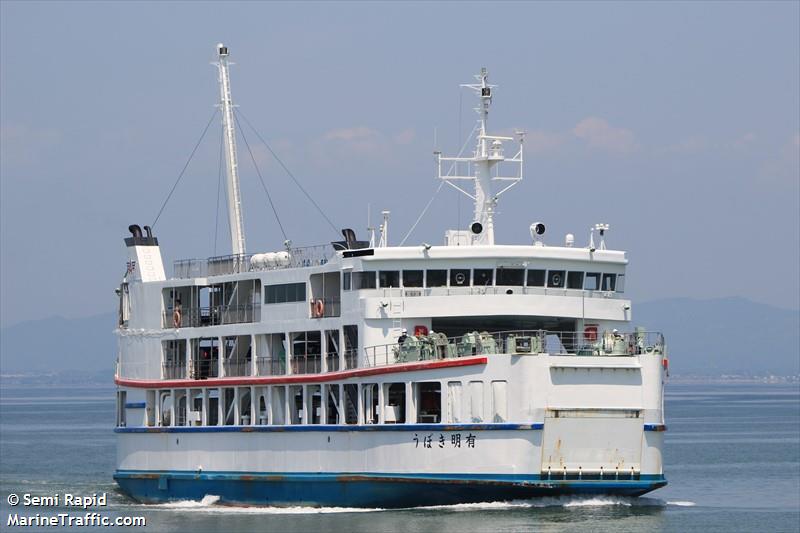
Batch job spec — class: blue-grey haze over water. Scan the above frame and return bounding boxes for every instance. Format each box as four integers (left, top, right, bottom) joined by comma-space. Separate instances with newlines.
1, 383, 798, 532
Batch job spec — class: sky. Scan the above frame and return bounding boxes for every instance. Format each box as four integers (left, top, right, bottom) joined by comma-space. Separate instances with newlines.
1, 1, 798, 327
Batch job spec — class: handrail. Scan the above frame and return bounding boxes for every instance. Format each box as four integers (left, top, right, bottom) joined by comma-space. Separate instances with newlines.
173, 245, 331, 279
362, 329, 665, 368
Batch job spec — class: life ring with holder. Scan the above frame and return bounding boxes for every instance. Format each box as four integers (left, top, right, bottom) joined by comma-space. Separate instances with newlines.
173, 308, 182, 328
312, 299, 325, 318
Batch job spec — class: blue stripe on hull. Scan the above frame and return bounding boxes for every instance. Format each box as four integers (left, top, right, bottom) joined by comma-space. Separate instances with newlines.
114, 470, 667, 508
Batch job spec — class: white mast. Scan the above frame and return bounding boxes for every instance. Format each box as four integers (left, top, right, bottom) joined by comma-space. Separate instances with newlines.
215, 43, 247, 256
436, 68, 524, 245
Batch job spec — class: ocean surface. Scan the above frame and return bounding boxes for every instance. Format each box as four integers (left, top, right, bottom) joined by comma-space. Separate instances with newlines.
1, 382, 798, 532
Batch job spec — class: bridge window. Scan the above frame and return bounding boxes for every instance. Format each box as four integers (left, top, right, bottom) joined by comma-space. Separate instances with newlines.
402, 270, 424, 288
265, 282, 306, 304
473, 269, 493, 286
602, 273, 617, 291
616, 274, 626, 293
450, 269, 470, 287
496, 268, 524, 286
342, 271, 351, 290
527, 269, 546, 287
353, 271, 377, 289
585, 272, 601, 290
567, 271, 584, 289
379, 270, 400, 288
547, 270, 565, 288
426, 269, 447, 287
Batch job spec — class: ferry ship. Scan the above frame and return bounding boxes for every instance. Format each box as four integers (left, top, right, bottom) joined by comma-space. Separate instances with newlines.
113, 44, 668, 507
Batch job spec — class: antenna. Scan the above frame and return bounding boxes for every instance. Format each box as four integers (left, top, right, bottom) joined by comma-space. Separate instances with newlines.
436, 68, 524, 245
215, 43, 246, 256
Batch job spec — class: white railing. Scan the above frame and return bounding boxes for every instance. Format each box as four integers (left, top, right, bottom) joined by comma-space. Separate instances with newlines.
362, 330, 665, 368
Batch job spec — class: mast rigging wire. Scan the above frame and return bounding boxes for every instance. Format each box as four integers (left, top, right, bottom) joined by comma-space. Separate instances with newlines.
234, 112, 289, 241
213, 125, 225, 256
236, 109, 340, 237
152, 109, 219, 228
399, 121, 479, 246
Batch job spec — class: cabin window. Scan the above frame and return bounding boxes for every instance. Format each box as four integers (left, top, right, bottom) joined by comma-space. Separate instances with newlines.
602, 273, 617, 291
379, 271, 400, 288
362, 383, 379, 424
116, 391, 127, 427
416, 382, 441, 423
496, 268, 524, 286
567, 271, 584, 290
342, 271, 351, 291
450, 269, 470, 287
271, 386, 286, 425
616, 274, 626, 293
326, 384, 342, 424
402, 270, 424, 288
547, 270, 565, 288
265, 282, 306, 304
426, 269, 447, 287
353, 271, 377, 289
585, 272, 601, 290
473, 269, 493, 286
491, 381, 508, 422
344, 384, 359, 424
527, 269, 546, 287
208, 389, 220, 426
447, 382, 463, 423
468, 381, 484, 422
289, 385, 304, 424
384, 383, 406, 423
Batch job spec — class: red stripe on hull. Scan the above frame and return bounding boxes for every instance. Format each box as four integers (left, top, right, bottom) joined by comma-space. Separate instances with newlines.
115, 356, 488, 389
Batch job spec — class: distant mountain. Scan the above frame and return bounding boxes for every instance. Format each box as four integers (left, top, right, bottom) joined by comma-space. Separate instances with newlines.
0, 312, 117, 378
0, 298, 797, 380
635, 297, 799, 375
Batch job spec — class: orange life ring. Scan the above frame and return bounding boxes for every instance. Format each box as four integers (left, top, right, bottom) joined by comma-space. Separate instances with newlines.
584, 325, 598, 342
173, 308, 182, 328
313, 299, 325, 318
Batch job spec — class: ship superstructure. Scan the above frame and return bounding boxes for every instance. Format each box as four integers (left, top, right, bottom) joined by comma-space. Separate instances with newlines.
113, 45, 667, 507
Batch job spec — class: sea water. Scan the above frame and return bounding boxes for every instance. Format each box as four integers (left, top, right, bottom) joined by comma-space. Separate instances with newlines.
1, 383, 798, 532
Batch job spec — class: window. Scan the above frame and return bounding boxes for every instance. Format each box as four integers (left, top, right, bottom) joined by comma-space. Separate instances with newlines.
473, 269, 493, 286
447, 382, 462, 423
496, 268, 524, 286
585, 272, 601, 290
547, 270, 565, 288
468, 381, 484, 422
491, 381, 508, 422
602, 273, 617, 291
343, 272, 351, 291
450, 269, 470, 287
353, 271, 376, 289
385, 383, 406, 423
527, 269, 546, 287
616, 274, 626, 293
567, 271, 584, 290
379, 271, 400, 288
417, 382, 441, 423
265, 282, 306, 304
402, 270, 423, 288
426, 269, 447, 287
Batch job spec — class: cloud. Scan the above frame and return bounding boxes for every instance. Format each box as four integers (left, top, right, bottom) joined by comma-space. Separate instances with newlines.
572, 117, 638, 154
314, 126, 416, 160
524, 130, 567, 154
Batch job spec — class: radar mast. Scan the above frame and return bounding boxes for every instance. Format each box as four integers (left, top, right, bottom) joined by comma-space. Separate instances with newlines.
436, 68, 524, 245
215, 43, 247, 256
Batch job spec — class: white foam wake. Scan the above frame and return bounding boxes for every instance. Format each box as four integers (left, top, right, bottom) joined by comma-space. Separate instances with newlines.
147, 494, 694, 514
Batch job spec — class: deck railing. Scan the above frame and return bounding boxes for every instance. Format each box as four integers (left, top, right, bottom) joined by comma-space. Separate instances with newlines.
362, 330, 665, 368
161, 361, 187, 379
164, 304, 260, 328
223, 360, 252, 377
173, 245, 330, 279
